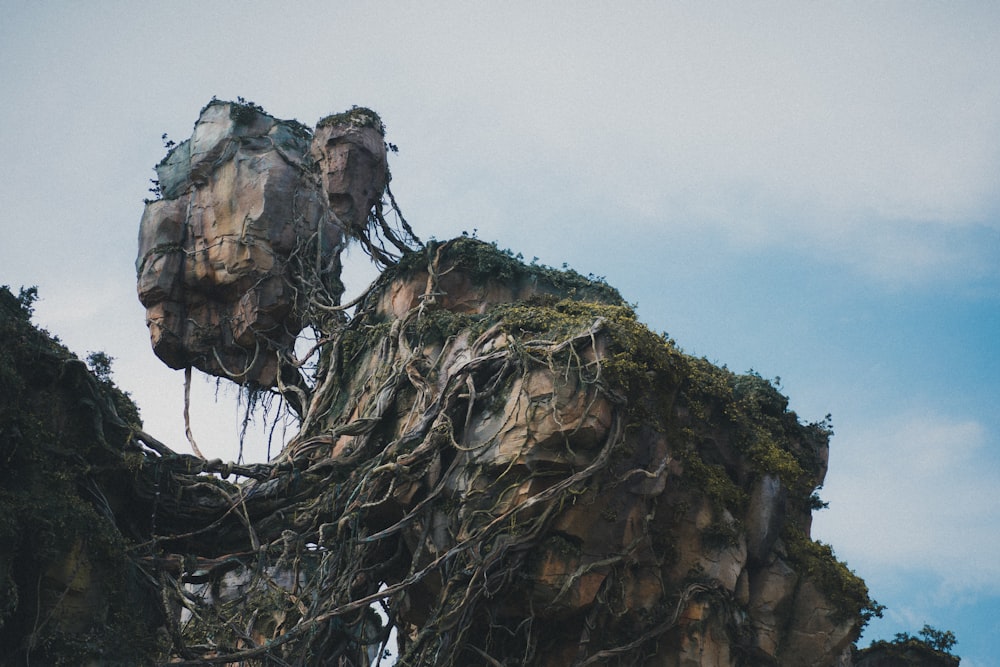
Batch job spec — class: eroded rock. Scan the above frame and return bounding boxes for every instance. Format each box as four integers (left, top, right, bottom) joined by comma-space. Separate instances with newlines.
137, 101, 387, 385
311, 108, 389, 235
278, 239, 877, 666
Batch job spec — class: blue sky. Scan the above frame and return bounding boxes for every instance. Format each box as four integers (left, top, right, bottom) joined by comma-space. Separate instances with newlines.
2, 2, 998, 663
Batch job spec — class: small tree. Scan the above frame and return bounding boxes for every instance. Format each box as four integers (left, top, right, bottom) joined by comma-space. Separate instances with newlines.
867, 623, 959, 664
13, 285, 38, 317
86, 350, 114, 382
918, 624, 958, 654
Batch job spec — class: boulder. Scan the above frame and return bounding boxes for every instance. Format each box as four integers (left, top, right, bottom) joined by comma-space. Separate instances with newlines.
137, 100, 344, 385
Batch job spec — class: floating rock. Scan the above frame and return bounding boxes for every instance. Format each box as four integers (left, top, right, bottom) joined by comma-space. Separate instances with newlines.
311, 107, 389, 234
137, 100, 350, 385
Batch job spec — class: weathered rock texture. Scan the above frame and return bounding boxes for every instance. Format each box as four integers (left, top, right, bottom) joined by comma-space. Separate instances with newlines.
137, 101, 389, 386
5, 233, 881, 665
3, 103, 883, 666
267, 238, 877, 666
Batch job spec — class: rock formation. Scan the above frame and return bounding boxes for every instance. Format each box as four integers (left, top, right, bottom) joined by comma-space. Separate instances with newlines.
137, 100, 394, 386
261, 238, 879, 666
0, 102, 888, 665
0, 287, 161, 664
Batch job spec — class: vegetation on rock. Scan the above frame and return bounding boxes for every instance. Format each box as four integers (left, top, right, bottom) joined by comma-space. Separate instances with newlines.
0, 102, 889, 666
0, 286, 162, 664
0, 235, 882, 665
856, 625, 960, 666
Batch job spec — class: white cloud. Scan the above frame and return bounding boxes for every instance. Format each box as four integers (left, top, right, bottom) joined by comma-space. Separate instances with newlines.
813, 411, 1000, 594
5, 2, 999, 291
362, 2, 1000, 286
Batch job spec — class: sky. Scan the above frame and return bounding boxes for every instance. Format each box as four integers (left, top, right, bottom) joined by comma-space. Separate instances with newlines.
1, 1, 998, 662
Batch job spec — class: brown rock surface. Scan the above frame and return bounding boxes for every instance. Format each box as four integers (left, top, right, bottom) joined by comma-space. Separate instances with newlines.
311, 108, 389, 235
137, 100, 352, 385
266, 238, 878, 665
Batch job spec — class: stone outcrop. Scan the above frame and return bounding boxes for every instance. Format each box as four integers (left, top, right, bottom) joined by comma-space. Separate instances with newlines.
6, 241, 880, 665
272, 238, 878, 666
137, 101, 389, 386
311, 108, 389, 235
0, 287, 161, 664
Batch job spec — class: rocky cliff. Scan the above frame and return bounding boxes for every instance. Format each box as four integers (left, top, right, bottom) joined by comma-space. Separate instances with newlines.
255, 237, 879, 666
0, 287, 161, 664
0, 102, 885, 666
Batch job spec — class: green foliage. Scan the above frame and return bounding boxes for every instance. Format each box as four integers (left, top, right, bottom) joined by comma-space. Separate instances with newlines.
317, 105, 387, 135
0, 285, 156, 663
391, 237, 625, 305
701, 518, 741, 550
678, 362, 828, 509
808, 491, 829, 511
230, 95, 266, 124
410, 307, 479, 343
676, 443, 747, 512
86, 351, 114, 383
783, 527, 884, 628
914, 625, 958, 654
857, 624, 960, 664
15, 285, 38, 317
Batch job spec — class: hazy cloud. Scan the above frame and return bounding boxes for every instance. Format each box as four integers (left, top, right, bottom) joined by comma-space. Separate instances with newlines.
814, 411, 1000, 593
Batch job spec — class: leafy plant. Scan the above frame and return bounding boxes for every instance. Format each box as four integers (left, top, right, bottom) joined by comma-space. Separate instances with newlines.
15, 286, 38, 318
856, 624, 959, 663
86, 351, 114, 383
913, 625, 958, 654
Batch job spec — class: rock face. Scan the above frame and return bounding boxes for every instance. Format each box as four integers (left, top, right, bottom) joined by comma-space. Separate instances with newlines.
281, 238, 875, 666
311, 108, 389, 235
137, 101, 388, 386
6, 239, 880, 666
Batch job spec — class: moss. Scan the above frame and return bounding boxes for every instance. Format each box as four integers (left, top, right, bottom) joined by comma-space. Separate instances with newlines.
361, 238, 829, 523
391, 237, 625, 305
339, 321, 393, 366
856, 635, 959, 666
676, 360, 828, 513
783, 526, 883, 627
317, 105, 386, 135
676, 443, 747, 513
0, 286, 160, 664
410, 308, 481, 345
702, 519, 741, 550
485, 296, 680, 400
